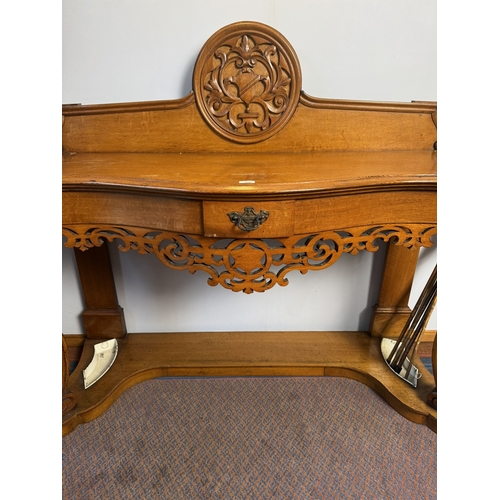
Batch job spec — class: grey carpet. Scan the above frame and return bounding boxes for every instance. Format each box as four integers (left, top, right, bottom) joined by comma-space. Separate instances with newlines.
63, 377, 436, 499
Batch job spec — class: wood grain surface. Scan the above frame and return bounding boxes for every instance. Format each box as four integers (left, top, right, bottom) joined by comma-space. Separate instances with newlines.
62, 21, 437, 435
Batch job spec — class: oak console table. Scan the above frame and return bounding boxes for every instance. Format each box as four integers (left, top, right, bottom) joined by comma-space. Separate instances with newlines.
62, 22, 437, 436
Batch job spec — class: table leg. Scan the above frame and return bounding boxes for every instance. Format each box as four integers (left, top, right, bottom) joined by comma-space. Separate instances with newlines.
369, 240, 420, 338
74, 241, 127, 340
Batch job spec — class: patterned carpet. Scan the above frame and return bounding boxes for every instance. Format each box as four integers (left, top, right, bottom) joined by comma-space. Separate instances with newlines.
62, 377, 436, 499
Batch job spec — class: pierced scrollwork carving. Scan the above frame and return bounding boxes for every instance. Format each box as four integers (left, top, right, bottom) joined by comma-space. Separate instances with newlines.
193, 22, 302, 143
63, 224, 436, 294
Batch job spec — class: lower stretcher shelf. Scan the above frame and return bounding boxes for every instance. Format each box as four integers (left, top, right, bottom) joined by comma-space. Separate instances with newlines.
63, 331, 437, 436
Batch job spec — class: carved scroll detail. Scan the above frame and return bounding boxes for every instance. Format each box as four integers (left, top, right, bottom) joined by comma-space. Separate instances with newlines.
63, 224, 436, 294
193, 22, 301, 143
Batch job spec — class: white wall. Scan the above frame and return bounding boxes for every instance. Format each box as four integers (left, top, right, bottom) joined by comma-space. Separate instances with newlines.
62, 0, 437, 334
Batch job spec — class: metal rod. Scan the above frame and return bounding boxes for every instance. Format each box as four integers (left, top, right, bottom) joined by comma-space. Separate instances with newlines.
390, 286, 433, 367
388, 265, 437, 370
387, 265, 437, 365
405, 291, 437, 366
393, 284, 437, 367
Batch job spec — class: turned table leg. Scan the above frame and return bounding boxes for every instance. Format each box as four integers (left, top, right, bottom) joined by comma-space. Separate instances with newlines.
74, 241, 127, 340
369, 240, 420, 338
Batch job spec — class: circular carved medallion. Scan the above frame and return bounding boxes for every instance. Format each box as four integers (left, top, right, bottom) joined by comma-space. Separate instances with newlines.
193, 22, 302, 144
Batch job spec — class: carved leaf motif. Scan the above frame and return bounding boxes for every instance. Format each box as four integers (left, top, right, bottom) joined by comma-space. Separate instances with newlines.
194, 23, 301, 143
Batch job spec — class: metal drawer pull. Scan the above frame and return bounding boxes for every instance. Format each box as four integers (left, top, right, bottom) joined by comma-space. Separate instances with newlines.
227, 206, 270, 232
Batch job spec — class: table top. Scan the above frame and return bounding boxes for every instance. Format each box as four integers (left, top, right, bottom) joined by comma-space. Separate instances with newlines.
63, 150, 436, 200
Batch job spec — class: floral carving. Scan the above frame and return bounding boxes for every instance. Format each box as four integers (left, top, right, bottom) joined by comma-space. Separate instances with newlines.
194, 23, 301, 143
205, 35, 291, 133
63, 224, 436, 294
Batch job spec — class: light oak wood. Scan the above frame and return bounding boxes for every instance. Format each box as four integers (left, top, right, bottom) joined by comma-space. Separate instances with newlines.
370, 243, 421, 337
63, 222, 435, 295
193, 22, 302, 144
73, 242, 126, 339
62, 21, 437, 434
63, 192, 203, 233
62, 151, 436, 198
63, 331, 436, 436
62, 99, 436, 154
203, 200, 295, 238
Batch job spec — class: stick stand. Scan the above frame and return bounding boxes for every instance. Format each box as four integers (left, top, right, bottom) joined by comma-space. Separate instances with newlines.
381, 265, 437, 388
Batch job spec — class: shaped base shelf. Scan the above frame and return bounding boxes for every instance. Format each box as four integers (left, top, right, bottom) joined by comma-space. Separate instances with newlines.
62, 331, 437, 436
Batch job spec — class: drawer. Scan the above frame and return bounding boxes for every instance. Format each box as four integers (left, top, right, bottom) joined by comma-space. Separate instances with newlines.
63, 192, 203, 234
294, 191, 437, 233
203, 201, 295, 238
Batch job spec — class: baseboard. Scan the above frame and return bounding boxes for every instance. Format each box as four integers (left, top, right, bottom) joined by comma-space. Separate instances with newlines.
420, 330, 436, 343
63, 334, 86, 347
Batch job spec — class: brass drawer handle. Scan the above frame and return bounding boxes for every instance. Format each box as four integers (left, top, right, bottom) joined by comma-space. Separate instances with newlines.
227, 206, 270, 232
